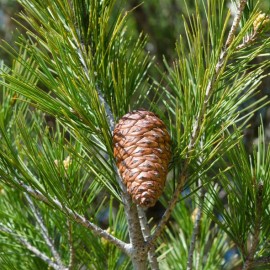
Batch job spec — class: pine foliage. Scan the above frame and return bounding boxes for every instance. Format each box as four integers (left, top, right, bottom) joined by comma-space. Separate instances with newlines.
0, 0, 270, 269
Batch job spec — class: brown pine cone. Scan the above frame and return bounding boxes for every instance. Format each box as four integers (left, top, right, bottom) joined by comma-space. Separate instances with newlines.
113, 109, 171, 208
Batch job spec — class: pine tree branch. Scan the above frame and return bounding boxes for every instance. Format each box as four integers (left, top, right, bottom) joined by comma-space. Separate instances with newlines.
242, 182, 263, 270
75, 28, 147, 267
236, 32, 257, 50
72, 32, 115, 133
225, 0, 247, 48
18, 181, 131, 256
187, 140, 206, 270
0, 223, 66, 270
25, 194, 65, 268
74, 29, 148, 266
190, 0, 247, 151
120, 181, 148, 269
146, 0, 248, 250
137, 206, 159, 270
187, 181, 205, 270
146, 164, 187, 249
67, 220, 75, 270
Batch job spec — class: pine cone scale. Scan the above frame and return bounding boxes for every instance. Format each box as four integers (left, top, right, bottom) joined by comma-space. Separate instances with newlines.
113, 109, 171, 208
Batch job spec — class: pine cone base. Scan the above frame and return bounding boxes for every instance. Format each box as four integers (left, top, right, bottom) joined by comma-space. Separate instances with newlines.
113, 109, 171, 208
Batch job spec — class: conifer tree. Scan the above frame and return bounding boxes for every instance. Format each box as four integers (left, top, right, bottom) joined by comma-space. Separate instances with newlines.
1, 0, 270, 269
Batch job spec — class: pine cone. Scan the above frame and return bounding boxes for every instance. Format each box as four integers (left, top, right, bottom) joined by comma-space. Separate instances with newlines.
113, 109, 171, 208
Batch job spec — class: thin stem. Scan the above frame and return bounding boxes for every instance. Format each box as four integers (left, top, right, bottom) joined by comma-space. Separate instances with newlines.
147, 0, 248, 250
235, 32, 257, 50
188, 139, 205, 270
67, 220, 75, 270
0, 223, 66, 270
25, 194, 65, 268
137, 206, 159, 270
110, 159, 147, 267
146, 164, 188, 249
225, 0, 247, 48
18, 181, 131, 256
190, 26, 233, 151
72, 31, 115, 133
242, 182, 263, 270
190, 0, 248, 151
120, 182, 148, 269
187, 181, 205, 270
96, 86, 115, 133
